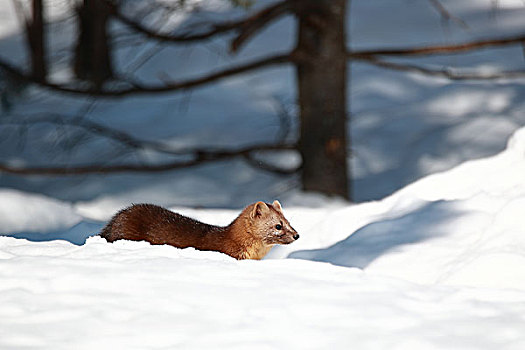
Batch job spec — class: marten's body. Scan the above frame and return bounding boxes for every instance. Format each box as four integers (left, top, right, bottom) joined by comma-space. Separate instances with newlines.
100, 201, 298, 260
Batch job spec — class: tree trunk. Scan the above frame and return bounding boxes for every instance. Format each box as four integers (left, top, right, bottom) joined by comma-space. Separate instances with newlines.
294, 0, 350, 200
74, 0, 113, 88
26, 0, 46, 82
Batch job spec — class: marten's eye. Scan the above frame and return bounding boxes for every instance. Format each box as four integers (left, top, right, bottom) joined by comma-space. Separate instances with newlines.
276, 224, 282, 230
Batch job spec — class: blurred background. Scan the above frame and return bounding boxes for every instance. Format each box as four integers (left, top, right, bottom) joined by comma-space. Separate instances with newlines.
0, 0, 524, 218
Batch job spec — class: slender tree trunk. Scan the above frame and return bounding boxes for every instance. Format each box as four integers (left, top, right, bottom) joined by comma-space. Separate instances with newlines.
294, 0, 350, 200
74, 0, 113, 88
26, 0, 46, 82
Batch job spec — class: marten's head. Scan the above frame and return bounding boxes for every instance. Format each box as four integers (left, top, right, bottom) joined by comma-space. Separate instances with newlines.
249, 200, 299, 245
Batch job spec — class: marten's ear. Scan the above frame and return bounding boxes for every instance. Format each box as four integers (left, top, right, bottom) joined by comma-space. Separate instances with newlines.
272, 200, 283, 212
251, 201, 269, 219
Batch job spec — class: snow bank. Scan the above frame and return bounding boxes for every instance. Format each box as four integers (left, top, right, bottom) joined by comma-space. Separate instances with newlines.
0, 189, 81, 234
1, 127, 525, 348
288, 127, 525, 289
1, 236, 525, 349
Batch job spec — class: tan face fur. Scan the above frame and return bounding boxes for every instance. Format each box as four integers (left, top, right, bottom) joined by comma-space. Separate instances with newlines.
250, 200, 299, 245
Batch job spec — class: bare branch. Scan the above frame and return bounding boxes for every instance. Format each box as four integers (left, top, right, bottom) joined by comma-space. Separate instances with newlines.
0, 143, 297, 175
427, 0, 469, 29
230, 1, 293, 52
348, 34, 525, 79
2, 113, 181, 154
354, 55, 525, 80
0, 53, 293, 96
350, 34, 525, 57
108, 0, 291, 45
242, 153, 298, 175
1, 34, 523, 96
271, 96, 294, 143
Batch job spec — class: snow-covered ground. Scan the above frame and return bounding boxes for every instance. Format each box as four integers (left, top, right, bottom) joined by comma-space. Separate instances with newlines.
1, 125, 525, 349
1, 0, 525, 348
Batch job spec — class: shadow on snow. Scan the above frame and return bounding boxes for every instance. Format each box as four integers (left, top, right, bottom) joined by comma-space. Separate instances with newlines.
5, 221, 104, 245
289, 200, 462, 268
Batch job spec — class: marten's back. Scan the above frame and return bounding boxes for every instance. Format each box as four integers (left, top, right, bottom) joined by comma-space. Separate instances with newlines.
100, 200, 299, 260
100, 204, 221, 248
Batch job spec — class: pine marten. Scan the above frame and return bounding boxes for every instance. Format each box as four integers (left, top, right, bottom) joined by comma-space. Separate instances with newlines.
100, 200, 299, 260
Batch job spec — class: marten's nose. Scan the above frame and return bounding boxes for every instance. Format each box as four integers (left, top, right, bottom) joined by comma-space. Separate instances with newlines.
293, 233, 300, 240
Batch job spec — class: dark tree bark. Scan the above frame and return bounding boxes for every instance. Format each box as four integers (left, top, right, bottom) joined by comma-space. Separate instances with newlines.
74, 0, 113, 88
294, 0, 350, 200
26, 0, 46, 82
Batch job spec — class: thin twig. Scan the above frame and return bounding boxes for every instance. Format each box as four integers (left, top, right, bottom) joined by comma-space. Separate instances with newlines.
354, 55, 525, 80
0, 143, 297, 175
350, 34, 525, 57
243, 153, 299, 175
271, 96, 293, 143
427, 0, 469, 29
2, 113, 180, 154
1, 35, 524, 96
109, 0, 291, 44
230, 1, 293, 52
0, 53, 293, 96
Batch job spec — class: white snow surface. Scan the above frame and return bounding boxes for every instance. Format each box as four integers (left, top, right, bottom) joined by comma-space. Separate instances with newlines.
1, 126, 525, 349
0, 189, 81, 233
1, 0, 525, 347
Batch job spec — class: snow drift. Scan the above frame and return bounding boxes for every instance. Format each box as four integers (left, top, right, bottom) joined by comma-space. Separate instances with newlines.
1, 126, 525, 349
288, 127, 525, 290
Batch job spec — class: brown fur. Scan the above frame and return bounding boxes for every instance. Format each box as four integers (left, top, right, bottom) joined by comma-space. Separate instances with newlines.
100, 200, 299, 260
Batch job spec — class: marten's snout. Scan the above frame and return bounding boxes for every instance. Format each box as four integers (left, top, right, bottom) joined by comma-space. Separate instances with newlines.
269, 225, 299, 245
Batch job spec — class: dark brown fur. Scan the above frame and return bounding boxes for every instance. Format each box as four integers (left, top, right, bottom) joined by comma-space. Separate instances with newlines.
100, 201, 298, 260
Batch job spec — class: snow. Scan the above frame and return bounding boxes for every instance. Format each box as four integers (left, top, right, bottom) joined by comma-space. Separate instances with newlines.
285, 128, 525, 290
1, 236, 525, 349
0, 189, 81, 233
1, 0, 525, 348
1, 126, 525, 348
